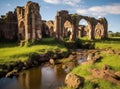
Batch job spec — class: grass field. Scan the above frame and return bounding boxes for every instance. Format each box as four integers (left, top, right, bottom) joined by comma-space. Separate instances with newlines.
95, 37, 120, 49
62, 37, 120, 89
79, 37, 120, 49
0, 38, 67, 64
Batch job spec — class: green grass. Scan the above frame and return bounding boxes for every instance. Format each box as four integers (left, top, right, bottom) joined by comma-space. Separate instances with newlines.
79, 37, 120, 49
68, 53, 120, 88
62, 62, 120, 89
57, 58, 72, 64
0, 38, 67, 64
95, 37, 120, 49
72, 64, 92, 78
62, 37, 120, 89
95, 53, 120, 71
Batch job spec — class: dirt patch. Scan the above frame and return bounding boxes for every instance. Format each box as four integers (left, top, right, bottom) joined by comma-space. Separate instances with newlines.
90, 65, 120, 86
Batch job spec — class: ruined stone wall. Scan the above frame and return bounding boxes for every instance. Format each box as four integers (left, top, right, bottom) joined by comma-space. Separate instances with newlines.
54, 10, 108, 40
78, 25, 87, 37
0, 1, 108, 42
0, 1, 42, 42
16, 1, 42, 41
41, 20, 54, 37
45, 20, 54, 37
0, 11, 18, 41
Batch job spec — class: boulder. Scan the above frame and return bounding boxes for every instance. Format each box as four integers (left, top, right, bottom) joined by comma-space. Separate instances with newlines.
87, 53, 94, 61
49, 59, 55, 65
65, 73, 84, 89
115, 72, 120, 78
68, 54, 77, 60
62, 64, 67, 69
106, 49, 115, 54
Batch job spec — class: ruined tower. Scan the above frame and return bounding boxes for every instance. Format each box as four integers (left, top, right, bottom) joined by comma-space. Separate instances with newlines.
15, 1, 42, 41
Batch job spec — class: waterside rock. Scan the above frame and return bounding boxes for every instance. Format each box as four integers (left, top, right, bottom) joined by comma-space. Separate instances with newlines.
65, 73, 84, 89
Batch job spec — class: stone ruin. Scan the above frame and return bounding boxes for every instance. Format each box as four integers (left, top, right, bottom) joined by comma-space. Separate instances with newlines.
0, 1, 108, 42
54, 10, 108, 40
0, 1, 42, 41
41, 20, 54, 37
0, 11, 18, 41
16, 1, 42, 41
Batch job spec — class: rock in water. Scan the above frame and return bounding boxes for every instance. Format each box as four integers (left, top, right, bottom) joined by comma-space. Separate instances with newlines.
5, 70, 18, 78
65, 73, 83, 89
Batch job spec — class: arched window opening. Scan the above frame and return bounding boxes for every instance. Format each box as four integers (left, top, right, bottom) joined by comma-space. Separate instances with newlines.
63, 20, 72, 40
19, 21, 25, 40
78, 19, 89, 38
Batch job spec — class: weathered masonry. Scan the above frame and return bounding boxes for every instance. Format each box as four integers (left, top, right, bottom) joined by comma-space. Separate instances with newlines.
16, 1, 42, 41
0, 1, 42, 41
0, 1, 108, 42
54, 10, 108, 40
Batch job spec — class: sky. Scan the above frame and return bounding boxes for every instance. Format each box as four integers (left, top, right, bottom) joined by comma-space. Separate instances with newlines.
0, 0, 120, 32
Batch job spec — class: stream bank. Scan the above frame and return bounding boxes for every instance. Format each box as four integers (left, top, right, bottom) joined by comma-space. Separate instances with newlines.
0, 51, 70, 78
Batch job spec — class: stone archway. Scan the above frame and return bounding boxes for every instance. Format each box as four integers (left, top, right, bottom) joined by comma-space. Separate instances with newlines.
54, 10, 108, 41
77, 16, 98, 40
78, 19, 89, 38
69, 14, 97, 40
54, 10, 73, 40
63, 20, 72, 40
19, 21, 25, 40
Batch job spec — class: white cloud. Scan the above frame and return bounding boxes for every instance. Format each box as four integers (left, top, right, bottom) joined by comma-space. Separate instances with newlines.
63, 0, 81, 6
43, 0, 81, 6
43, 0, 60, 4
76, 3, 120, 16
76, 9, 88, 14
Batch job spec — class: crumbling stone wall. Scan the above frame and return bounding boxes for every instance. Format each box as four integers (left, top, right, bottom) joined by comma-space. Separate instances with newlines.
16, 1, 42, 41
54, 10, 108, 40
0, 12, 18, 41
41, 20, 54, 37
0, 1, 42, 42
0, 1, 108, 42
54, 10, 72, 40
45, 20, 54, 37
96, 17, 108, 39
78, 25, 87, 37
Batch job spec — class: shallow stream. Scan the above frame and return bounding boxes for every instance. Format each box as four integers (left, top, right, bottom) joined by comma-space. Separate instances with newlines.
0, 49, 87, 89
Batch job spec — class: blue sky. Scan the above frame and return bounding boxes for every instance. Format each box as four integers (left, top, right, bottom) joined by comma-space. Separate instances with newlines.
0, 0, 120, 32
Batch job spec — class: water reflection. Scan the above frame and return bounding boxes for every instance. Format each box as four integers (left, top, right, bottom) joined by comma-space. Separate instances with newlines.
76, 53, 87, 64
0, 77, 22, 89
18, 67, 41, 89
0, 50, 87, 89
0, 65, 66, 89
41, 66, 65, 89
